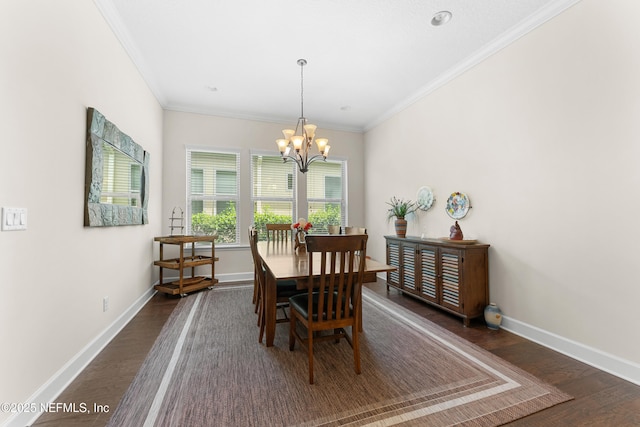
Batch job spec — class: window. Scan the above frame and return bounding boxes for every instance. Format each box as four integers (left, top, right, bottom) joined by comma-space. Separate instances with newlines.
307, 159, 347, 234
187, 148, 240, 244
251, 153, 296, 241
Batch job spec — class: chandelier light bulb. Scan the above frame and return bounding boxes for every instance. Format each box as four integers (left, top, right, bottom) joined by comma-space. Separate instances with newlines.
276, 139, 288, 154
282, 129, 295, 142
291, 135, 304, 151
315, 138, 328, 153
303, 124, 317, 140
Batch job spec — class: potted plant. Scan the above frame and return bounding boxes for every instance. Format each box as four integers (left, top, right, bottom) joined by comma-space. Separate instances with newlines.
386, 196, 417, 238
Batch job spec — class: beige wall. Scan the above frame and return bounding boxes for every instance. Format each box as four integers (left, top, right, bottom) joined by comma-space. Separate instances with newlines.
3, 0, 639, 422
0, 1, 163, 423
162, 111, 365, 277
365, 0, 640, 368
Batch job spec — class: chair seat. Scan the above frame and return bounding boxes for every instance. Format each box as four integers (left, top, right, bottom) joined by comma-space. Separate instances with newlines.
289, 292, 349, 321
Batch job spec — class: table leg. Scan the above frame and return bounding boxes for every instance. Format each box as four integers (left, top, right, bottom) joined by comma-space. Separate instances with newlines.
265, 270, 277, 347
357, 284, 363, 332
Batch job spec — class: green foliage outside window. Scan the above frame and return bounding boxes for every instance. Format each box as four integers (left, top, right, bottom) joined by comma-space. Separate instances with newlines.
253, 207, 292, 241
191, 203, 341, 244
308, 204, 341, 234
191, 204, 237, 243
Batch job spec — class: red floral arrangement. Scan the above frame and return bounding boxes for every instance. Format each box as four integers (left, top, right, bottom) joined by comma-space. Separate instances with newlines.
292, 218, 312, 232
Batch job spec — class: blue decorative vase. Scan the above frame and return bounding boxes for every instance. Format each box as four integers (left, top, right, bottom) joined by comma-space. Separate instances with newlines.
484, 303, 502, 330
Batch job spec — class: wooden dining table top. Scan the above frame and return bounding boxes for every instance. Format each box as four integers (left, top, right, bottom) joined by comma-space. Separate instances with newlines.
257, 239, 395, 280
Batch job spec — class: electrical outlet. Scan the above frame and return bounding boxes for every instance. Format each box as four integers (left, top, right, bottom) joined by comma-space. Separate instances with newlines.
103, 297, 109, 312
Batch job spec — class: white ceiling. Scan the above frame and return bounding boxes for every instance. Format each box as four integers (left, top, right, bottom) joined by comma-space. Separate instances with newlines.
95, 0, 578, 132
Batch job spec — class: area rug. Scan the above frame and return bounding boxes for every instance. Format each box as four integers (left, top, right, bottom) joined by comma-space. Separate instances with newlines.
107, 284, 571, 426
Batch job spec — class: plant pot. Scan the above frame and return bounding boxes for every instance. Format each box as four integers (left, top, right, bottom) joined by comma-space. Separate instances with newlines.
394, 218, 407, 238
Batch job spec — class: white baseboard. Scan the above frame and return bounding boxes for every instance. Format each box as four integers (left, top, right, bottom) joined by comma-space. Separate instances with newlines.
501, 315, 640, 387
3, 286, 157, 427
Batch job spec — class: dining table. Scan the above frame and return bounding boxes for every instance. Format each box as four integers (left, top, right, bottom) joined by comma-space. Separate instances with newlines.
257, 238, 396, 347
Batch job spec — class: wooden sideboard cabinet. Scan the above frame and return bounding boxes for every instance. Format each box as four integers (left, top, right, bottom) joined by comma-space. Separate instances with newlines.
154, 235, 219, 296
385, 236, 489, 326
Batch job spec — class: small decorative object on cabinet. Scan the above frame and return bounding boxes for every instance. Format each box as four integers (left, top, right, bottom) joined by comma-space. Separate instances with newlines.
385, 235, 489, 326
386, 196, 417, 238
154, 235, 218, 297
484, 303, 502, 330
449, 221, 463, 240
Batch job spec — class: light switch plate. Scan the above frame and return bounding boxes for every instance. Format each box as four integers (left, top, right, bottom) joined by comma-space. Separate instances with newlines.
2, 207, 27, 231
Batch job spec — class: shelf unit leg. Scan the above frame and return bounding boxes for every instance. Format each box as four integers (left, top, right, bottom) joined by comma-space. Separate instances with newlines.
179, 243, 184, 295
159, 243, 164, 287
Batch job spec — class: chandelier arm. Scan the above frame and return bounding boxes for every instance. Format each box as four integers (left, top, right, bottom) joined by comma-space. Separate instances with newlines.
306, 154, 327, 165
281, 154, 304, 170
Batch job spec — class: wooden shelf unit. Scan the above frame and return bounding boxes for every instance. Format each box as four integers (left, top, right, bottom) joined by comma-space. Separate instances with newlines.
385, 236, 489, 326
154, 235, 218, 296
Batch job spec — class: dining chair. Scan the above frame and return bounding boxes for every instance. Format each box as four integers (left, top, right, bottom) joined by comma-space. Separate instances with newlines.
266, 223, 292, 242
288, 234, 368, 384
345, 226, 367, 235
249, 226, 261, 310
249, 227, 303, 343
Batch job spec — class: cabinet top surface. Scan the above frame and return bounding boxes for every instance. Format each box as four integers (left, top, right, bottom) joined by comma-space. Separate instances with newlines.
385, 235, 489, 248
154, 235, 217, 244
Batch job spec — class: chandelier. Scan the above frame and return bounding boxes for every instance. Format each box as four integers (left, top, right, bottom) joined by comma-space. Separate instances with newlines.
276, 59, 330, 173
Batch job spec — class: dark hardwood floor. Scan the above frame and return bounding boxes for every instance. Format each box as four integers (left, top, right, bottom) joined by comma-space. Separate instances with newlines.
33, 280, 640, 426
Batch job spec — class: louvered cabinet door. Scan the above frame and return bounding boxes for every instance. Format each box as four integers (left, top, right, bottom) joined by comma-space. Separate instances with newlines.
418, 246, 438, 303
386, 240, 401, 288
439, 248, 463, 313
401, 243, 418, 294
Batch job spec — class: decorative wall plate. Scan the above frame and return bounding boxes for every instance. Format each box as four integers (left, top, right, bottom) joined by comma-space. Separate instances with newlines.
445, 192, 470, 219
416, 186, 434, 211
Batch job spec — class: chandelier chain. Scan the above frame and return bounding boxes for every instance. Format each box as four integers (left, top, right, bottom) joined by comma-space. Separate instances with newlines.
300, 59, 304, 119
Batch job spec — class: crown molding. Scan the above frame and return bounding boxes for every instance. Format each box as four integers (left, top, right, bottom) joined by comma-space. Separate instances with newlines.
93, 0, 167, 106
364, 0, 583, 132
